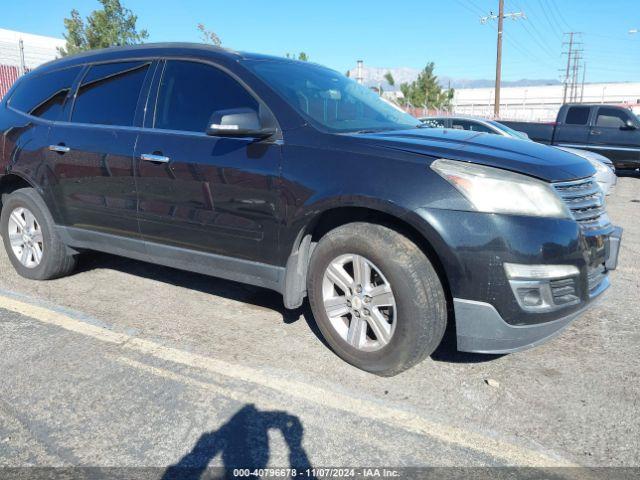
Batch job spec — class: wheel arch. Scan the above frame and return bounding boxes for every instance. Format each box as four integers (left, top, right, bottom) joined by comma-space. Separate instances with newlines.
282, 204, 454, 314
0, 173, 38, 209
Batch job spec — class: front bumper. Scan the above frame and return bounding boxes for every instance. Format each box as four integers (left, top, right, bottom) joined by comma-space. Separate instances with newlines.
455, 226, 622, 353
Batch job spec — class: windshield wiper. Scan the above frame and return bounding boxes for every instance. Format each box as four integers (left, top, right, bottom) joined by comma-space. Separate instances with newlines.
350, 127, 398, 134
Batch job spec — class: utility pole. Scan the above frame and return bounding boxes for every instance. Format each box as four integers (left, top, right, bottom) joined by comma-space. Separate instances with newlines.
572, 51, 584, 102
494, 0, 504, 118
571, 51, 580, 102
17, 39, 26, 76
561, 32, 583, 104
356, 60, 364, 85
561, 33, 574, 104
481, 2, 525, 118
580, 62, 586, 103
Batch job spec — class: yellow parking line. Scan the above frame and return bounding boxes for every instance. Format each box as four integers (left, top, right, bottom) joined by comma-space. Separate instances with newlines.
0, 292, 580, 468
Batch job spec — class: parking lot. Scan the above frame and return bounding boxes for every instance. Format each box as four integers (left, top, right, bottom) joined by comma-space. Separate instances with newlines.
0, 177, 638, 471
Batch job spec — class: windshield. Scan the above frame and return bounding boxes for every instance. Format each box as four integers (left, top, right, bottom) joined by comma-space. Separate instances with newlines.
491, 121, 532, 141
246, 60, 420, 133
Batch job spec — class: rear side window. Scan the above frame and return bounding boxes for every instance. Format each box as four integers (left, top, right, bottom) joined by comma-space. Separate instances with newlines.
451, 119, 495, 134
72, 61, 150, 126
564, 106, 590, 125
595, 108, 628, 128
9, 66, 82, 121
422, 118, 446, 128
154, 60, 259, 133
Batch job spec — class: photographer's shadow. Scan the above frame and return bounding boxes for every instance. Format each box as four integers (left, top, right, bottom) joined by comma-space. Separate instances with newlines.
162, 404, 314, 480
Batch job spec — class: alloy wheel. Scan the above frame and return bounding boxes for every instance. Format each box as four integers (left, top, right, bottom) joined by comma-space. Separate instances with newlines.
8, 207, 44, 269
322, 253, 397, 351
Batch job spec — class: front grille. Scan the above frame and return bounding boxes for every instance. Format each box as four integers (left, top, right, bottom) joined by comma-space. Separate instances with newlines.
587, 264, 607, 293
553, 176, 610, 229
550, 277, 579, 305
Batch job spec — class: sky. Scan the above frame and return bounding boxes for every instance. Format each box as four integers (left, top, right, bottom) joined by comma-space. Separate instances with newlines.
2, 0, 639, 83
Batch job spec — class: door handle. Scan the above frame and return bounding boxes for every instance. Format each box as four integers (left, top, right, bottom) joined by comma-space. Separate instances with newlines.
590, 130, 602, 136
49, 144, 71, 154
140, 153, 170, 164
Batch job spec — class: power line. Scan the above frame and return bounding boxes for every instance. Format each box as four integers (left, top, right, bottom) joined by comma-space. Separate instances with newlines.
508, 0, 558, 58
457, 0, 558, 69
540, 0, 566, 37
547, 1, 574, 32
537, 0, 563, 41
461, 0, 486, 17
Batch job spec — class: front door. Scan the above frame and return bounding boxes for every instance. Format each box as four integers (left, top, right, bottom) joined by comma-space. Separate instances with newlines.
555, 105, 591, 146
134, 60, 282, 266
47, 61, 153, 239
589, 106, 640, 169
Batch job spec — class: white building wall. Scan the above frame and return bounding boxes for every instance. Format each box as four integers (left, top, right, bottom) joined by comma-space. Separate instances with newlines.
453, 83, 640, 121
0, 28, 64, 70
0, 28, 65, 99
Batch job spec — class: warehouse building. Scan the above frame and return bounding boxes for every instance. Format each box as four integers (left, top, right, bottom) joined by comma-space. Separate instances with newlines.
0, 28, 64, 99
452, 82, 640, 121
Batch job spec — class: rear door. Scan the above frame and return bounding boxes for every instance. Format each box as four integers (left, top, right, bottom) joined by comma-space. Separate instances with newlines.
588, 106, 640, 169
3, 65, 83, 219
134, 59, 282, 265
47, 60, 154, 242
554, 105, 591, 146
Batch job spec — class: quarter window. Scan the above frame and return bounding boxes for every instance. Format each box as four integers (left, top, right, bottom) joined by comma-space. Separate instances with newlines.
72, 62, 150, 126
595, 108, 629, 128
154, 60, 259, 133
9, 66, 82, 120
564, 106, 590, 125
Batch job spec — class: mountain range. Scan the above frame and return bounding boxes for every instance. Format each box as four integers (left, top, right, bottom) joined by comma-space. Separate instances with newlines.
347, 65, 561, 90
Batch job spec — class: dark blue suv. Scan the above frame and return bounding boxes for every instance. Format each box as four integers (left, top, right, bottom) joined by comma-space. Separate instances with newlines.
0, 44, 622, 375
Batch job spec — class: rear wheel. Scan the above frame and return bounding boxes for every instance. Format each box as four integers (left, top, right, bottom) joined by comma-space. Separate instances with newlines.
1, 188, 77, 280
307, 222, 447, 376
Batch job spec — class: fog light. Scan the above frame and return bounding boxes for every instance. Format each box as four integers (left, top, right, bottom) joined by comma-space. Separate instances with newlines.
505, 263, 581, 313
518, 288, 543, 307
504, 263, 579, 280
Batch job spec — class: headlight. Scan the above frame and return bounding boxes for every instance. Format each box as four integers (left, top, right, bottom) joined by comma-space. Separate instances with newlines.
431, 159, 572, 218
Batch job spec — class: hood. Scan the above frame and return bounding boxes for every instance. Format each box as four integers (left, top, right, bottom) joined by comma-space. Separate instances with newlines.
554, 146, 613, 165
346, 128, 595, 182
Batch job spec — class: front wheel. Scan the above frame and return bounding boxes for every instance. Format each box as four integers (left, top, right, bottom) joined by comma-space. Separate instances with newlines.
307, 222, 447, 376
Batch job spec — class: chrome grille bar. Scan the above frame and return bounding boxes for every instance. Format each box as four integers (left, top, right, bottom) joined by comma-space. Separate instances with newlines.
552, 176, 610, 229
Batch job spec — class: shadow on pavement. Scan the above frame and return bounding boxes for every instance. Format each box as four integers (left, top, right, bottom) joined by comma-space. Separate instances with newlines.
161, 404, 314, 480
75, 252, 302, 323
430, 324, 504, 364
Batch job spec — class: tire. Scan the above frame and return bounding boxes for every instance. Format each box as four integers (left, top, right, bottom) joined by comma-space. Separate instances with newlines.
1, 188, 77, 280
307, 222, 447, 376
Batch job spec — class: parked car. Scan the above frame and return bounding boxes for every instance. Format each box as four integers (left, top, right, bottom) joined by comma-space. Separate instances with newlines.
0, 44, 622, 375
500, 104, 640, 171
421, 116, 617, 194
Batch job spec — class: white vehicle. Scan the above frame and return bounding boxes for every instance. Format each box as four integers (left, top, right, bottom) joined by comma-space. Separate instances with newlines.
421, 116, 617, 195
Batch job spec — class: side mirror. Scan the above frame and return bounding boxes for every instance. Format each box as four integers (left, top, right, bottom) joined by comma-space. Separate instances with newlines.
206, 108, 275, 139
620, 119, 637, 131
